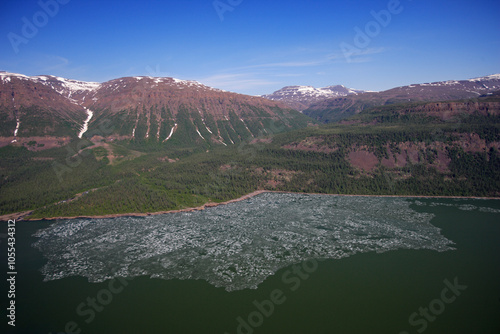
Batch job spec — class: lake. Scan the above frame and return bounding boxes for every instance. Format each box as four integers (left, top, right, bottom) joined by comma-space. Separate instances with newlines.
1, 193, 499, 333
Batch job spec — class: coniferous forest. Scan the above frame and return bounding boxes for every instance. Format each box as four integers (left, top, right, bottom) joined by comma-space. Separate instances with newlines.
1, 97, 499, 219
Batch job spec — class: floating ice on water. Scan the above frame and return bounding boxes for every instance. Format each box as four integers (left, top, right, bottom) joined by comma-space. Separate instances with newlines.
479, 206, 500, 213
458, 204, 477, 211
426, 201, 500, 213
33, 193, 455, 291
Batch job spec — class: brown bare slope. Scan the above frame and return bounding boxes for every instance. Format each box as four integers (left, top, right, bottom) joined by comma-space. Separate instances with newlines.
0, 72, 312, 148
303, 74, 500, 122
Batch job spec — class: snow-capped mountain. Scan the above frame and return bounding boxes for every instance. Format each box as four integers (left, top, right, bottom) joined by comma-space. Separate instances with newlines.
34, 75, 101, 100
384, 74, 500, 99
0, 71, 100, 101
0, 71, 309, 146
303, 74, 500, 123
262, 85, 367, 111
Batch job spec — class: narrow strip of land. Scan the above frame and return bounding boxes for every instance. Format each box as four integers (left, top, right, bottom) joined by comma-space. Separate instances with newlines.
1, 190, 498, 222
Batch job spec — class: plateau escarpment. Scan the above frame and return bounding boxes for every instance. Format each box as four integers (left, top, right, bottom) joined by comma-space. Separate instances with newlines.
301, 74, 500, 122
0, 72, 311, 149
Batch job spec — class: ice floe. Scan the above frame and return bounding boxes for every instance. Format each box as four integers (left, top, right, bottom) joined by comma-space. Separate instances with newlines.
33, 193, 456, 291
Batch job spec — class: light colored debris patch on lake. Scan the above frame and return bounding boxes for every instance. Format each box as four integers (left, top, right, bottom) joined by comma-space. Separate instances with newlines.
33, 193, 454, 291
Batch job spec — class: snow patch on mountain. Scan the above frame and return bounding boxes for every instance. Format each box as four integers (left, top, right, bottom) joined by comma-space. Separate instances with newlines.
78, 108, 93, 139
404, 74, 500, 92
128, 76, 222, 92
164, 124, 178, 142
11, 117, 20, 143
0, 72, 101, 101
196, 128, 205, 140
262, 84, 368, 111
468, 74, 500, 81
0, 72, 30, 81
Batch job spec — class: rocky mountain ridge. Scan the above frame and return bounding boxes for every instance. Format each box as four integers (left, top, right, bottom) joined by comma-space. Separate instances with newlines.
302, 74, 500, 122
262, 84, 366, 111
0, 71, 310, 148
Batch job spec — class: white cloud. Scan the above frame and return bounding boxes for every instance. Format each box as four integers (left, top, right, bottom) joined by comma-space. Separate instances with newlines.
29, 54, 91, 80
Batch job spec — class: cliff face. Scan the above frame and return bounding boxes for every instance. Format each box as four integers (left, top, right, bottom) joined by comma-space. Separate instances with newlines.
346, 135, 499, 173
408, 101, 500, 120
282, 93, 500, 179
303, 75, 500, 123
81, 76, 310, 145
86, 76, 285, 116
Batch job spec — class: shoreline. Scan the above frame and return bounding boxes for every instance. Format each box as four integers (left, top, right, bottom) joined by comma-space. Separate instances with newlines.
2, 190, 499, 222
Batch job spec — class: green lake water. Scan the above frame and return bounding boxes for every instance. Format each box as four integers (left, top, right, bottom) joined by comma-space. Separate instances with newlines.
1, 195, 499, 334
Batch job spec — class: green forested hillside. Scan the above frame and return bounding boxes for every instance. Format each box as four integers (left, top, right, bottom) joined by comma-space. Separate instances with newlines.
1, 97, 499, 219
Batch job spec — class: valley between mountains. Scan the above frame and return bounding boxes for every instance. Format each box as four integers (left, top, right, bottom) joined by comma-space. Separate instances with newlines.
0, 71, 499, 220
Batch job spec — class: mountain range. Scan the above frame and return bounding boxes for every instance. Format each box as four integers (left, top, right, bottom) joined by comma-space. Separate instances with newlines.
0, 71, 310, 149
300, 74, 500, 122
261, 85, 367, 111
1, 71, 499, 151
0, 70, 499, 220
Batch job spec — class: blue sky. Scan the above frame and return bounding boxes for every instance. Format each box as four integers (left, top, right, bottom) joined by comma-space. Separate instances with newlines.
1, 0, 499, 95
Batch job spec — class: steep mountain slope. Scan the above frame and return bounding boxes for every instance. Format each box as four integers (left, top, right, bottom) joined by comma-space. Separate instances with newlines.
262, 85, 366, 111
303, 74, 500, 122
0, 72, 311, 149
1, 91, 498, 219
83, 76, 311, 146
346, 94, 500, 125
264, 94, 500, 196
0, 72, 94, 139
